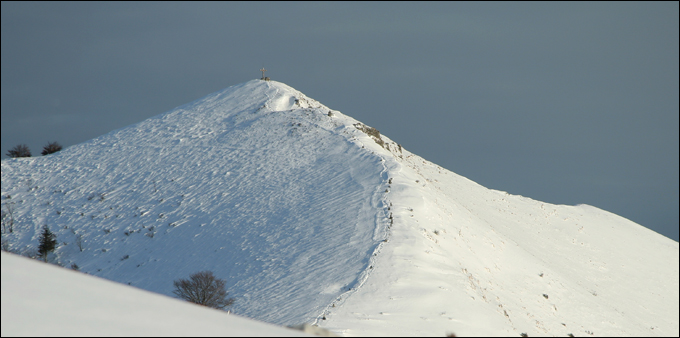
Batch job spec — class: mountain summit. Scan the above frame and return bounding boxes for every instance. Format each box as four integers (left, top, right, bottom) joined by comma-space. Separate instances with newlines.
2, 79, 678, 336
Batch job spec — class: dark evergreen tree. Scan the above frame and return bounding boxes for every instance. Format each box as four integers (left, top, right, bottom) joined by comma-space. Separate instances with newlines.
6, 144, 31, 158
41, 141, 62, 156
38, 225, 57, 262
173, 271, 235, 309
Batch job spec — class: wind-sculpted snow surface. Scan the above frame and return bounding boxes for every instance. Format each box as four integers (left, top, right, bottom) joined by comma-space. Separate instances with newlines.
0, 80, 392, 325
320, 142, 679, 336
2, 79, 678, 336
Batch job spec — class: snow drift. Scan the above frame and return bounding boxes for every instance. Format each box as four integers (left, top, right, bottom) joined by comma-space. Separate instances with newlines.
2, 79, 677, 336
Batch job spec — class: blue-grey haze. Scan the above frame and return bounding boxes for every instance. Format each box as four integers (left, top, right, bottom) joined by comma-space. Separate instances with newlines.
1, 2, 678, 241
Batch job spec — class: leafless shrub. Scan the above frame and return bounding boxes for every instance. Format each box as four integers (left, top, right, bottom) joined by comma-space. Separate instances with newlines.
41, 141, 62, 156
7, 144, 31, 158
75, 232, 84, 252
172, 271, 235, 310
1, 202, 15, 233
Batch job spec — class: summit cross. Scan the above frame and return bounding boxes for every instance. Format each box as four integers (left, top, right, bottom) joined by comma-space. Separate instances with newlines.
260, 68, 266, 79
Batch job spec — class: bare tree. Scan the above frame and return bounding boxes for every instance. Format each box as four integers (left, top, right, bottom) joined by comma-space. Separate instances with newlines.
6, 144, 31, 158
75, 232, 83, 252
41, 141, 62, 156
172, 271, 235, 310
1, 202, 15, 233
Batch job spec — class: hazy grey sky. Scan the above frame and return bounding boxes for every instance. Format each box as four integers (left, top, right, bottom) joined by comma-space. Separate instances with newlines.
2, 2, 678, 241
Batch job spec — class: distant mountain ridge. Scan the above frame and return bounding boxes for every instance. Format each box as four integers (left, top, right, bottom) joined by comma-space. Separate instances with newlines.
2, 79, 677, 336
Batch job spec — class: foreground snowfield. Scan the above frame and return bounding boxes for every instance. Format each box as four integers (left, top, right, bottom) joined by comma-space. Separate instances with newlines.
1, 252, 309, 337
2, 79, 678, 336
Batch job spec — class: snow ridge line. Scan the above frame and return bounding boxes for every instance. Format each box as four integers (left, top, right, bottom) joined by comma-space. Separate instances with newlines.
236, 93, 395, 325
240, 89, 395, 326
312, 151, 395, 325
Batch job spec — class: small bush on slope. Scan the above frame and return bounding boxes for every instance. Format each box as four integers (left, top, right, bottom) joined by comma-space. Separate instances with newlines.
172, 271, 235, 310
38, 225, 57, 262
6, 144, 31, 158
41, 141, 63, 156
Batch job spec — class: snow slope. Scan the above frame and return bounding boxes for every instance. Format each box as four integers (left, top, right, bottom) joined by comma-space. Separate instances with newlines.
1, 80, 391, 326
2, 79, 678, 336
320, 148, 679, 336
1, 251, 310, 337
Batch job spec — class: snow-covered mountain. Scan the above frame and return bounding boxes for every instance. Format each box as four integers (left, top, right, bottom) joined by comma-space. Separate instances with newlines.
1, 79, 678, 337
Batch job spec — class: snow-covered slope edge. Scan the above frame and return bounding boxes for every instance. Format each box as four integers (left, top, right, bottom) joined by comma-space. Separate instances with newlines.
1, 251, 310, 337
320, 140, 679, 336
